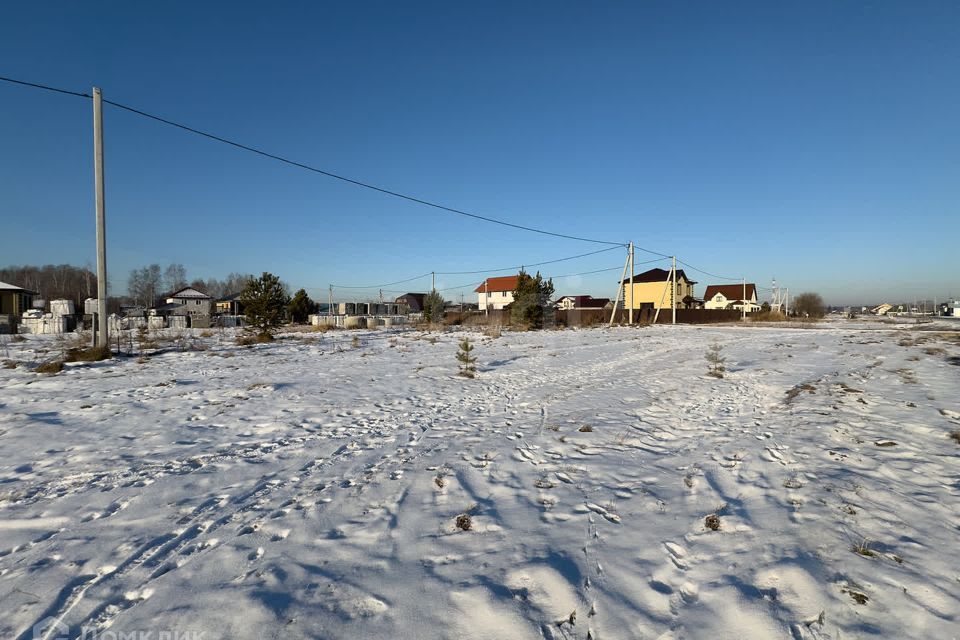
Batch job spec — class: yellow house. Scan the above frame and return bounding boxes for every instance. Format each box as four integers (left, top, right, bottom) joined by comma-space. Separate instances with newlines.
621, 268, 697, 311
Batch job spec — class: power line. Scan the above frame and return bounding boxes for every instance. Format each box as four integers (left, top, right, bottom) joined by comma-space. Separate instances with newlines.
548, 264, 628, 279
438, 263, 631, 293
435, 245, 623, 275
330, 272, 432, 290
330, 246, 625, 289
633, 244, 672, 259
2, 75, 625, 245
105, 98, 628, 245
0, 75, 91, 99
3, 75, 763, 285
676, 259, 740, 281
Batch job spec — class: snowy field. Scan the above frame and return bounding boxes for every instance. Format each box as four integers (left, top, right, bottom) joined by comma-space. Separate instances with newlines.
1, 319, 958, 640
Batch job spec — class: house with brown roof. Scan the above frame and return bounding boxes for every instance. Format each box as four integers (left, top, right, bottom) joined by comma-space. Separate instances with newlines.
475, 275, 519, 311
621, 268, 697, 311
395, 292, 427, 313
555, 295, 612, 311
703, 283, 759, 313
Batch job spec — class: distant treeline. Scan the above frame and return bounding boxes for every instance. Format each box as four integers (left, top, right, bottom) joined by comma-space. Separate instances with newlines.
2, 263, 256, 310
126, 264, 255, 307
0, 264, 97, 306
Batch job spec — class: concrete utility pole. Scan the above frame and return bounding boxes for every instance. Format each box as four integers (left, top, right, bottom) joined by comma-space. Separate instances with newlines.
628, 241, 634, 325
742, 277, 747, 321
431, 271, 435, 292
93, 87, 108, 348
608, 247, 630, 327
671, 255, 677, 325
328, 285, 333, 316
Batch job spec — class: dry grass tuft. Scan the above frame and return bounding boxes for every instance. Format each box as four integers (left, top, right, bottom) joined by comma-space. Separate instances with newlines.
455, 513, 472, 531
704, 513, 721, 531
578, 425, 593, 432
64, 346, 112, 362
11, 334, 26, 343
950, 431, 960, 445
35, 360, 64, 374
785, 383, 816, 402
853, 539, 876, 557
842, 585, 869, 605
484, 326, 502, 339
236, 333, 273, 346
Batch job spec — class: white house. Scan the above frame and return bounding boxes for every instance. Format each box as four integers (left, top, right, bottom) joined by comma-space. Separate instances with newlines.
475, 275, 519, 311
555, 295, 612, 311
703, 283, 760, 313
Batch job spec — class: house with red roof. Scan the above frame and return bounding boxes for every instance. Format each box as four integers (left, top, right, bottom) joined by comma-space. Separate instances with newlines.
475, 275, 520, 311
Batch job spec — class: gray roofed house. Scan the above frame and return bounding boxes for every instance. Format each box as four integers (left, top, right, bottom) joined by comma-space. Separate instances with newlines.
165, 287, 213, 316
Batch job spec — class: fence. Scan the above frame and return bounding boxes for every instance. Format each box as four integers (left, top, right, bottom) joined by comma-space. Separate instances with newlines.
444, 307, 744, 327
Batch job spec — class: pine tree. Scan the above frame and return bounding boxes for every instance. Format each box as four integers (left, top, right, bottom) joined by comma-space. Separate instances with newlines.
705, 342, 725, 378
288, 288, 316, 324
510, 269, 555, 329
456, 337, 477, 378
240, 272, 289, 340
424, 290, 446, 324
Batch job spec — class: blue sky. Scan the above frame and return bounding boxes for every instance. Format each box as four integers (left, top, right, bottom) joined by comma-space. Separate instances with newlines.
1, 1, 957, 305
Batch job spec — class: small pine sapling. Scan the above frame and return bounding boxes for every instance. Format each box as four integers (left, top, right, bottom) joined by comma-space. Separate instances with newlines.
456, 337, 477, 378
705, 342, 725, 378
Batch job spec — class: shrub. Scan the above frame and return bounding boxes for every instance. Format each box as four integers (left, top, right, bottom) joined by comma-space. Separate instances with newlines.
793, 292, 826, 319
240, 272, 289, 340
456, 337, 477, 378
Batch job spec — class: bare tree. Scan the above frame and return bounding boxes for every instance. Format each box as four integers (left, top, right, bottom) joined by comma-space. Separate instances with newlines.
127, 264, 162, 307
164, 264, 187, 293
0, 264, 98, 307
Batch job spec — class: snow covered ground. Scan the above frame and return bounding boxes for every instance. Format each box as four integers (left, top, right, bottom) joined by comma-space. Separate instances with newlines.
1, 319, 958, 640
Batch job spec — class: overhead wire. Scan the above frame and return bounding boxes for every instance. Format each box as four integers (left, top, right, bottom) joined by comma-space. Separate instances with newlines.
2, 75, 769, 289
0, 75, 91, 99
676, 259, 741, 282
435, 245, 622, 275
329, 245, 627, 290
2, 74, 626, 246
